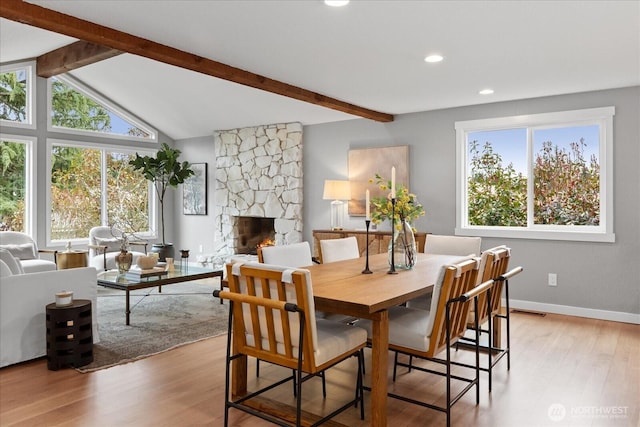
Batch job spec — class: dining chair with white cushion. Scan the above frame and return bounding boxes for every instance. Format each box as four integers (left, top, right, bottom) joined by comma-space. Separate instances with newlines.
318, 236, 361, 324
423, 235, 482, 257
257, 241, 314, 267
319, 236, 360, 264
358, 257, 493, 427
255, 240, 322, 386
215, 262, 366, 426
457, 245, 523, 391
407, 234, 482, 310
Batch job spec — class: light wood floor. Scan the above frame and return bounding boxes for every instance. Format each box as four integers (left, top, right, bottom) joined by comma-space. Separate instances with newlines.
1, 311, 638, 426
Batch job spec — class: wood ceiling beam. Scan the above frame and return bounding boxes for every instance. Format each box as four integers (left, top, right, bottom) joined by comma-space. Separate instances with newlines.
37, 40, 123, 78
1, 0, 394, 123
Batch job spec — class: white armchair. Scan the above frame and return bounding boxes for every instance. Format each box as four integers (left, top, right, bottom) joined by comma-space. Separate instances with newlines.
88, 226, 147, 271
0, 231, 57, 273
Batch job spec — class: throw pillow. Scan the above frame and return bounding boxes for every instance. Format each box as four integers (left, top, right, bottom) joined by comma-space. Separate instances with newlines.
94, 237, 122, 253
0, 243, 36, 260
0, 248, 24, 275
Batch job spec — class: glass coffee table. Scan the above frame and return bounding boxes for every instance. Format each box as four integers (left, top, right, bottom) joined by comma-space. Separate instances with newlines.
97, 266, 223, 325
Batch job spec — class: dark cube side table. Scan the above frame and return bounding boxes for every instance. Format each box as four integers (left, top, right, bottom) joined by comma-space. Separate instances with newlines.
46, 299, 93, 370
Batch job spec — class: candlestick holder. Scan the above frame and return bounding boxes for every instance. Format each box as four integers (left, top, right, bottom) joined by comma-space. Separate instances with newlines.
388, 198, 397, 274
180, 249, 190, 272
362, 219, 373, 274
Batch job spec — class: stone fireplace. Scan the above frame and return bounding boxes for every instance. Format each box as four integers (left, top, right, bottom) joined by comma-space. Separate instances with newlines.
214, 122, 303, 253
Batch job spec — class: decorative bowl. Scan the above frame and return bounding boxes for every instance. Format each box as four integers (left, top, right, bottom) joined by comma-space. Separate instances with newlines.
136, 255, 158, 270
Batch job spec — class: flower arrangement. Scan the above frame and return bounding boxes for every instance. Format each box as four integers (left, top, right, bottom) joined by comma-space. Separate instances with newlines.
369, 173, 425, 230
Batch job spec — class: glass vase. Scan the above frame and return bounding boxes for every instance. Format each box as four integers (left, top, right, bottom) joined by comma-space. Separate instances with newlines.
388, 219, 417, 270
115, 250, 133, 274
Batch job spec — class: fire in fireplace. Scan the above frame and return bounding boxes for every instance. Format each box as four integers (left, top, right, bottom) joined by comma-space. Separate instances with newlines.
234, 216, 276, 254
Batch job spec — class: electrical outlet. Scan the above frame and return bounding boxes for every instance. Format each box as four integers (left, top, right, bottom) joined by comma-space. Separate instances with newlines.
548, 273, 557, 287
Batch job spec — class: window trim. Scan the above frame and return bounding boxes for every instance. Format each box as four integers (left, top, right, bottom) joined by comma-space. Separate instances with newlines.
0, 133, 36, 235
455, 106, 615, 243
45, 138, 158, 247
47, 74, 158, 143
0, 61, 36, 129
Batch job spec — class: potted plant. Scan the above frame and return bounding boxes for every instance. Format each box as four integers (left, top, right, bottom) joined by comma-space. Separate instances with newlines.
129, 143, 194, 261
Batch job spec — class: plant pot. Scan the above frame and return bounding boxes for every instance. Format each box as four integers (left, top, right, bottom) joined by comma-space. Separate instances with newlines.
150, 244, 174, 262
115, 250, 133, 274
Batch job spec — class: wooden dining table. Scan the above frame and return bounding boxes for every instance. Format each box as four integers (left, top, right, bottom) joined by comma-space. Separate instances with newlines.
230, 252, 463, 426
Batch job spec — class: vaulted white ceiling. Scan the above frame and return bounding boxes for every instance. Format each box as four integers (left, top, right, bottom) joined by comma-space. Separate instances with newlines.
2, 1, 638, 140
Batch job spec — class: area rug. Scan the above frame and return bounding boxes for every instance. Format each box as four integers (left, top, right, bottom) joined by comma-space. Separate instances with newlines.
76, 279, 228, 372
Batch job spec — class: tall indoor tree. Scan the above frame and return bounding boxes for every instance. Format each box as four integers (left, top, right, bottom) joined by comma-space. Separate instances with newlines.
129, 143, 193, 260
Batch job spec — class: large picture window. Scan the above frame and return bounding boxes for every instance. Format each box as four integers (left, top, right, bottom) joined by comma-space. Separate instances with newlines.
0, 61, 35, 128
47, 140, 155, 243
48, 75, 156, 141
455, 107, 614, 242
0, 135, 34, 233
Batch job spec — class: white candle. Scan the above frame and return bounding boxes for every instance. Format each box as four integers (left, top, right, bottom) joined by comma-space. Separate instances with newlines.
391, 167, 396, 198
365, 190, 370, 219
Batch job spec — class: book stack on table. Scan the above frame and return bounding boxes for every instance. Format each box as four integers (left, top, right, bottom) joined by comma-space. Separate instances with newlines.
125, 266, 168, 280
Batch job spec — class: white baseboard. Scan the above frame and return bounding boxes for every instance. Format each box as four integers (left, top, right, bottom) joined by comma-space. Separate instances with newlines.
508, 299, 640, 325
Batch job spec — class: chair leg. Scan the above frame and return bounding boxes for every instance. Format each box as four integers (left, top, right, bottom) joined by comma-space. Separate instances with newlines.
358, 349, 365, 419
393, 351, 399, 381
292, 369, 298, 397
505, 281, 511, 370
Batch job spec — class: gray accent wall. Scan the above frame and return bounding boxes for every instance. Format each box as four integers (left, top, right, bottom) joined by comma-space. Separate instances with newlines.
176, 86, 638, 320
302, 86, 639, 320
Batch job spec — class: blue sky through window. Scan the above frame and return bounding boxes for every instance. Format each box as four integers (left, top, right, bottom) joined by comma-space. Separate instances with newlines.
469, 125, 599, 174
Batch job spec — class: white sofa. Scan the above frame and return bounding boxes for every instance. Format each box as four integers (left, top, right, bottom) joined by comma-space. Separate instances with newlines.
0, 259, 99, 368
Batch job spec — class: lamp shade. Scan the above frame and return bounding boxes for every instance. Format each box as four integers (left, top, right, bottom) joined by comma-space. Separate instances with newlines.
323, 180, 351, 200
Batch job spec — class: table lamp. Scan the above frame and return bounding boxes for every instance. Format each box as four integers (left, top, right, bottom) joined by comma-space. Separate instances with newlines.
323, 180, 350, 230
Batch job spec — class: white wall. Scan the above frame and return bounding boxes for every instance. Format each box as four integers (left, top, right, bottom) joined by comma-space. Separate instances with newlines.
175, 86, 638, 321
173, 135, 218, 258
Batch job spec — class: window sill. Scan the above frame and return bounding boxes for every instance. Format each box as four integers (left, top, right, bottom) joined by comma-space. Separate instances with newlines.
455, 227, 615, 243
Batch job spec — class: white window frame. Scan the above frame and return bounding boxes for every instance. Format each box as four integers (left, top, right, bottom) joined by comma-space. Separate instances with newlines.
0, 61, 36, 129
0, 133, 36, 235
45, 138, 158, 246
47, 74, 158, 143
455, 106, 615, 242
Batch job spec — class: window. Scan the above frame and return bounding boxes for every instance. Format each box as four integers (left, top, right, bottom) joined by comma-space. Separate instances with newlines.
455, 107, 614, 242
0, 61, 35, 128
0, 135, 34, 233
48, 75, 156, 141
47, 140, 155, 243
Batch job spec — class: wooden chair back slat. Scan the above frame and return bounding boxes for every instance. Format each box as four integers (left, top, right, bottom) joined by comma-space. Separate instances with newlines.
226, 262, 318, 372
428, 258, 479, 357
475, 247, 511, 324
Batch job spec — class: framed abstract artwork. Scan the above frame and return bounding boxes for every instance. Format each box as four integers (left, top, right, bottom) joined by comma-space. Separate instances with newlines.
348, 145, 409, 216
183, 163, 208, 215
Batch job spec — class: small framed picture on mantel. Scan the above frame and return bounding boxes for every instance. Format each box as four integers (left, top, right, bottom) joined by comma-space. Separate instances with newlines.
183, 163, 207, 215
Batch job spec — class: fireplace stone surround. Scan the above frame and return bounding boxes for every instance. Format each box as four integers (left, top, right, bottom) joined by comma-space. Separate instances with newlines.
214, 122, 303, 254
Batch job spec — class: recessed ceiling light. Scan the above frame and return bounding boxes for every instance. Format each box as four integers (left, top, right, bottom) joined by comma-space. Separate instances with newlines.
479, 89, 494, 95
424, 55, 444, 63
325, 0, 349, 6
